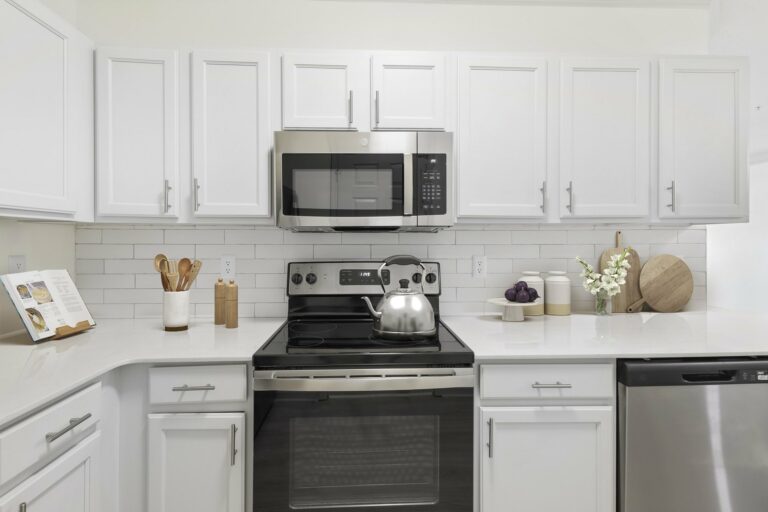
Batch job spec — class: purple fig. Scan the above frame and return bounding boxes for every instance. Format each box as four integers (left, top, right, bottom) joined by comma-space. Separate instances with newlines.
515, 281, 529, 292
528, 288, 539, 301
516, 290, 530, 303
505, 288, 517, 302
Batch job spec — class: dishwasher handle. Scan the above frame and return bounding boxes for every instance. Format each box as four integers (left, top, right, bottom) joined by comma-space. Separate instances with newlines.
682, 371, 736, 383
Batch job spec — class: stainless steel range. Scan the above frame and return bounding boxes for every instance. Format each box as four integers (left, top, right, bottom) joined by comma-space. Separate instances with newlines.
252, 258, 473, 512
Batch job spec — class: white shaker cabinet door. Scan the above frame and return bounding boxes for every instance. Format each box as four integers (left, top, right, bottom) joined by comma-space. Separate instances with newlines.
560, 58, 651, 218
458, 56, 548, 218
0, 0, 93, 218
480, 406, 614, 512
0, 432, 100, 512
96, 47, 179, 217
371, 53, 446, 130
658, 57, 749, 219
148, 413, 245, 512
192, 51, 271, 217
282, 53, 368, 130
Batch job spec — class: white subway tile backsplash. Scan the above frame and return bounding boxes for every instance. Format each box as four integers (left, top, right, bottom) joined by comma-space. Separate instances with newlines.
102, 229, 164, 244
76, 224, 707, 319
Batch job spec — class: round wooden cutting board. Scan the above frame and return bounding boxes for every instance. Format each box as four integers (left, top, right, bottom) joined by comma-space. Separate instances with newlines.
630, 255, 694, 313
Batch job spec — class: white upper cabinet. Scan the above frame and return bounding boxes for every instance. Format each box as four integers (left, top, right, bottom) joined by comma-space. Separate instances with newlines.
96, 47, 179, 217
658, 57, 749, 219
481, 406, 614, 512
371, 54, 446, 130
282, 53, 368, 130
191, 50, 271, 217
148, 413, 244, 512
560, 58, 651, 218
0, 0, 93, 220
458, 56, 548, 218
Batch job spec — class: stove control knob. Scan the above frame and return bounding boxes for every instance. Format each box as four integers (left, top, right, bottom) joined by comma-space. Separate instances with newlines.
411, 273, 422, 284
291, 273, 303, 285
425, 273, 438, 284
306, 273, 318, 285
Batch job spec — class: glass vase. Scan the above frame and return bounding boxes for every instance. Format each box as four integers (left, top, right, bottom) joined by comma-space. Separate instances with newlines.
595, 292, 612, 316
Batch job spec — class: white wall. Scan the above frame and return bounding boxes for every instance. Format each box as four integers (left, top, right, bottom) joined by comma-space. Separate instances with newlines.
707, 0, 768, 312
0, 219, 76, 336
41, 0, 709, 53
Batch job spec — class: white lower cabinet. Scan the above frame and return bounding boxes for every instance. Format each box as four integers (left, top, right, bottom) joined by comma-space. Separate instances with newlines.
0, 432, 100, 512
148, 413, 245, 512
481, 406, 614, 512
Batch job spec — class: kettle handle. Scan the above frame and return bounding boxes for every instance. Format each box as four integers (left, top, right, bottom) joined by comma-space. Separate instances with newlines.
377, 255, 426, 294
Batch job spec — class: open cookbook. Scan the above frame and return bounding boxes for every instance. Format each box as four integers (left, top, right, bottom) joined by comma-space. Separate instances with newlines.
1, 270, 95, 342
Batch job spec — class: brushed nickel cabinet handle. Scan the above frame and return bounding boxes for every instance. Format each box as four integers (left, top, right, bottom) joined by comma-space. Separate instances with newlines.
531, 381, 572, 389
172, 384, 215, 392
487, 418, 494, 458
348, 90, 354, 126
666, 180, 676, 212
566, 181, 573, 213
19, 503, 27, 512
45, 413, 92, 443
193, 178, 200, 212
375, 90, 380, 126
164, 179, 172, 213
230, 424, 238, 466
540, 181, 547, 213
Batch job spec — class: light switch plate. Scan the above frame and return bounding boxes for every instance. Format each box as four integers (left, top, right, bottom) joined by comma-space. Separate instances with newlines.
8, 255, 26, 273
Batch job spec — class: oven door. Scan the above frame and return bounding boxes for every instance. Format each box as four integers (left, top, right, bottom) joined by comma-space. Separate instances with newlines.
253, 368, 473, 512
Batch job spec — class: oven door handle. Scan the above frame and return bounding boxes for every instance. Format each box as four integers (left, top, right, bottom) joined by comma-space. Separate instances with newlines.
253, 368, 473, 392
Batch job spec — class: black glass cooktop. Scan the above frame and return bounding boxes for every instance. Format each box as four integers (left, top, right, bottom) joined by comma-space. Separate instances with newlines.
253, 319, 474, 369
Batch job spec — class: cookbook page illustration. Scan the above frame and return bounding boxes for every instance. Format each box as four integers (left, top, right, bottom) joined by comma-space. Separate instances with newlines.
1, 270, 95, 342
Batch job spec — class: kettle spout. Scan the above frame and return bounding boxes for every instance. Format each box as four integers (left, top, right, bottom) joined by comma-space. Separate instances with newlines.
361, 296, 382, 319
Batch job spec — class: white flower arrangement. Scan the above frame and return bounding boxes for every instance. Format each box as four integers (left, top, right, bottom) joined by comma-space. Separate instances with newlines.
576, 249, 631, 297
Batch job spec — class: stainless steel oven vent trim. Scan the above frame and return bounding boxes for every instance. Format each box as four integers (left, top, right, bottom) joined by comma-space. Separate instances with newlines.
253, 367, 473, 392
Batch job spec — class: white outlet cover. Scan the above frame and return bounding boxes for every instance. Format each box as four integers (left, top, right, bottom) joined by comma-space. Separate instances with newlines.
220, 255, 236, 279
8, 255, 26, 273
472, 255, 487, 278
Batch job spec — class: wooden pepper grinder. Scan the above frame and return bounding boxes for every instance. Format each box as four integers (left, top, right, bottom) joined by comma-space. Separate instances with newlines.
225, 279, 238, 329
214, 277, 226, 325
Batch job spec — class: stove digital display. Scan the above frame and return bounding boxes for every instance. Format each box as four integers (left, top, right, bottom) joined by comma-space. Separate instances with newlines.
339, 269, 390, 286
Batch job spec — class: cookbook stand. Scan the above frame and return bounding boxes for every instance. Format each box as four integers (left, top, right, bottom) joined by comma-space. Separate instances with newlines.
52, 321, 93, 340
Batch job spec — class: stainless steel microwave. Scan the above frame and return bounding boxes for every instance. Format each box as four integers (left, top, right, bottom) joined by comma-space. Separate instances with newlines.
275, 131, 453, 232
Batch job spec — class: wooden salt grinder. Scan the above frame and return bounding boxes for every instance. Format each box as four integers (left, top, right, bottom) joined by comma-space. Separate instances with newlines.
225, 279, 238, 329
215, 277, 226, 325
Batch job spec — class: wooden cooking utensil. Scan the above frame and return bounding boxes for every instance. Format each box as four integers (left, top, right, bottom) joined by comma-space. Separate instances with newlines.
177, 258, 192, 291
627, 254, 694, 313
599, 231, 641, 313
154, 253, 168, 273
183, 260, 203, 291
155, 253, 170, 291
160, 258, 175, 293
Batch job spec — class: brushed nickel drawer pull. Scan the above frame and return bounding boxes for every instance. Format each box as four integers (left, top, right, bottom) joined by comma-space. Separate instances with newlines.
45, 413, 92, 443
19, 503, 27, 512
531, 381, 572, 389
172, 384, 216, 392
230, 424, 238, 466
487, 418, 494, 458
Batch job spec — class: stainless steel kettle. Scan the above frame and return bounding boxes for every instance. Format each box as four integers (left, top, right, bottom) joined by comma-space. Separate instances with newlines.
361, 255, 437, 340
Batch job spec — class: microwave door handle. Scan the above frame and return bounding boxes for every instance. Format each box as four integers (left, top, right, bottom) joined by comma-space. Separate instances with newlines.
403, 154, 413, 216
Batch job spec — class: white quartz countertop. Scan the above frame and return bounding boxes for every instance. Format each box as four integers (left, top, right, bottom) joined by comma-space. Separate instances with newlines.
2, 309, 768, 429
443, 309, 768, 361
0, 318, 285, 429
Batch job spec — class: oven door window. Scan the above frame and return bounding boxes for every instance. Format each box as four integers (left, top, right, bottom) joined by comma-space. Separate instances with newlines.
253, 388, 472, 512
282, 154, 404, 217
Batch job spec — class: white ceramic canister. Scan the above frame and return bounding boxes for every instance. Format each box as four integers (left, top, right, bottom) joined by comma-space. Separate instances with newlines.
545, 271, 571, 316
520, 271, 544, 316
163, 290, 191, 331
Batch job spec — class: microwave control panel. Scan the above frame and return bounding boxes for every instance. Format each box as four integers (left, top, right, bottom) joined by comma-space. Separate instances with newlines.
415, 154, 447, 215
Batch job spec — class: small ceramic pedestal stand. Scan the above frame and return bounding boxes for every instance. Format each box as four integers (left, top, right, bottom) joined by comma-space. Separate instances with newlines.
487, 298, 542, 322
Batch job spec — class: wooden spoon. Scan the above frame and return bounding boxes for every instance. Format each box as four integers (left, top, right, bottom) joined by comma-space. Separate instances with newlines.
154, 253, 168, 273
177, 258, 192, 291
155, 254, 170, 291
183, 260, 203, 291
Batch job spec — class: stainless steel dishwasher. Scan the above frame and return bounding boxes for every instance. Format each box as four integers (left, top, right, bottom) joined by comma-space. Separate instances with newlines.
619, 358, 768, 512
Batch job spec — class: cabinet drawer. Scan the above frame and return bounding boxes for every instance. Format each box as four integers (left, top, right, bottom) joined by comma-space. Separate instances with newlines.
149, 365, 247, 405
481, 364, 613, 400
0, 382, 101, 487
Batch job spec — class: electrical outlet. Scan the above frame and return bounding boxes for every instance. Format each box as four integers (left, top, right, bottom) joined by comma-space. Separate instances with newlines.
472, 255, 487, 278
221, 255, 236, 279
8, 255, 26, 273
